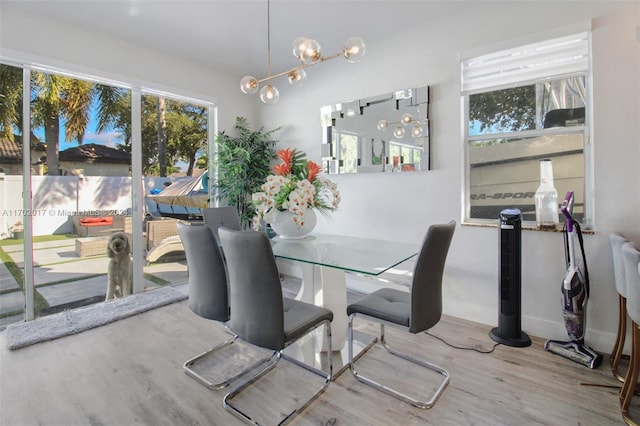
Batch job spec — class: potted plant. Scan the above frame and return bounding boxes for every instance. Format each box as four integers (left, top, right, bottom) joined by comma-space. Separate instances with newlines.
9, 221, 24, 240
252, 148, 341, 239
214, 117, 280, 229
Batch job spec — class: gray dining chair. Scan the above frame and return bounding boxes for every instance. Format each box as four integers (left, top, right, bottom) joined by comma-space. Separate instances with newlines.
203, 206, 242, 239
610, 232, 629, 382
347, 220, 455, 409
177, 221, 272, 390
218, 227, 333, 425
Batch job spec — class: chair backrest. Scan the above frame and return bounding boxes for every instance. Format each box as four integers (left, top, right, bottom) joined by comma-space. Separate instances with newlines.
410, 220, 456, 333
611, 233, 628, 297
203, 207, 242, 241
177, 221, 229, 322
218, 227, 286, 350
623, 242, 640, 324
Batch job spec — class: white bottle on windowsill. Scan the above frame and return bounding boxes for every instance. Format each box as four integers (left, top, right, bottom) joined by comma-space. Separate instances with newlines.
534, 159, 559, 230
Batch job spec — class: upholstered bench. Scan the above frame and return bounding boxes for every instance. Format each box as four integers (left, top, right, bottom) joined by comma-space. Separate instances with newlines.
72, 216, 132, 237
72, 216, 113, 237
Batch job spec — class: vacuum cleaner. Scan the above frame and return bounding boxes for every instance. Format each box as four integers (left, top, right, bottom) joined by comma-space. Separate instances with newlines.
544, 190, 603, 368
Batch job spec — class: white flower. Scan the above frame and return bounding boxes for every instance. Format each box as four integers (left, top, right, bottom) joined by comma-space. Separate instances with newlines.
251, 149, 341, 230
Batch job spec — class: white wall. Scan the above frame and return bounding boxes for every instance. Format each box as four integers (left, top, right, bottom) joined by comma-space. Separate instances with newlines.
0, 8, 257, 137
258, 1, 640, 352
1, 1, 639, 352
0, 175, 202, 237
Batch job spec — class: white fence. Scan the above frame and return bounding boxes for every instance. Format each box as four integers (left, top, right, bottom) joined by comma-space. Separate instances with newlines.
0, 174, 197, 238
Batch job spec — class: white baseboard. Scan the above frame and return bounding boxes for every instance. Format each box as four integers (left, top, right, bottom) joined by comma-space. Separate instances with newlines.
276, 259, 618, 354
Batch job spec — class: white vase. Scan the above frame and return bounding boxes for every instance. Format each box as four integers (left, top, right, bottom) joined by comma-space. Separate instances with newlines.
270, 209, 317, 239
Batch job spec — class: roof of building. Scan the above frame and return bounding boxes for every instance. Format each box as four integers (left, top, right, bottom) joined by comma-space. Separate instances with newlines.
0, 134, 45, 164
59, 143, 130, 164
0, 137, 130, 165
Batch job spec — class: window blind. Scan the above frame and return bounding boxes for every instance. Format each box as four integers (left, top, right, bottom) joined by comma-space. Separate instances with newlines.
461, 32, 590, 94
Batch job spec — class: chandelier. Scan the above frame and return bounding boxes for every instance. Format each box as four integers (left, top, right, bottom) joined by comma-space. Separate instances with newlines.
377, 113, 427, 138
240, 0, 366, 104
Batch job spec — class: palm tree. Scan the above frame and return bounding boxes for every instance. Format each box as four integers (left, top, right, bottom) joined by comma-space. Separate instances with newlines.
31, 72, 94, 175
0, 64, 23, 142
1, 65, 126, 175
1, 65, 208, 177
166, 101, 208, 176
157, 96, 167, 176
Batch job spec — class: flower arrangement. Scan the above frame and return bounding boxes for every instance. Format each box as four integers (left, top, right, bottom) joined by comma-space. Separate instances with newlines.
252, 148, 341, 230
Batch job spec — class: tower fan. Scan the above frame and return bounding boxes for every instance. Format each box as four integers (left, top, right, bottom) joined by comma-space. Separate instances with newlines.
490, 208, 531, 347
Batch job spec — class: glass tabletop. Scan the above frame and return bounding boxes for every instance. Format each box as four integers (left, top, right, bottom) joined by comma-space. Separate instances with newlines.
271, 233, 418, 276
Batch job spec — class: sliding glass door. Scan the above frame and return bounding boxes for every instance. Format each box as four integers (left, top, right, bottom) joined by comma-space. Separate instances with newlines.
0, 61, 215, 326
27, 69, 135, 317
140, 92, 211, 291
0, 64, 26, 326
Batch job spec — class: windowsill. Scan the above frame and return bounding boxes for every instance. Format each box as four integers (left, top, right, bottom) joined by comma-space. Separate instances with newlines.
462, 221, 595, 234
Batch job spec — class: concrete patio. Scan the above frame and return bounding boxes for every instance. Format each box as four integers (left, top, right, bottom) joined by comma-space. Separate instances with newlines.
0, 238, 188, 328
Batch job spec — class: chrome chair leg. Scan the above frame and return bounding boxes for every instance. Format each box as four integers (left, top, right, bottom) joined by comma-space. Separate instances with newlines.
348, 314, 450, 409
183, 331, 276, 390
223, 320, 333, 425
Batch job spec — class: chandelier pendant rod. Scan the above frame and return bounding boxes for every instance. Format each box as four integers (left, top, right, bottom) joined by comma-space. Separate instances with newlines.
254, 52, 343, 84
239, 0, 365, 103
266, 0, 272, 81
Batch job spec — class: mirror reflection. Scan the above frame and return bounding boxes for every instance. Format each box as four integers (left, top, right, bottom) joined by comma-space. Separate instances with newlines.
320, 85, 430, 174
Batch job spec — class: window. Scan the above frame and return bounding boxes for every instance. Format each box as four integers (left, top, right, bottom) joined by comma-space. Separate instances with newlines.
461, 32, 592, 227
0, 61, 215, 325
389, 140, 422, 172
330, 129, 359, 174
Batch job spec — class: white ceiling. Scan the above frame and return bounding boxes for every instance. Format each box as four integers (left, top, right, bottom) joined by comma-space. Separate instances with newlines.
1, 0, 465, 78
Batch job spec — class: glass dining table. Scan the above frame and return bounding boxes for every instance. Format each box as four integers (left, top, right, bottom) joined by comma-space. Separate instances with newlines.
271, 233, 419, 377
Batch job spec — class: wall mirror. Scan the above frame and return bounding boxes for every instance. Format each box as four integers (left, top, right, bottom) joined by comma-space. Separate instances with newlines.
320, 85, 430, 174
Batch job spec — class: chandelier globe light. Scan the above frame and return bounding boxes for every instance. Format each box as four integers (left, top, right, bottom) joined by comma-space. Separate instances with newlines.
401, 113, 414, 124
343, 37, 366, 62
260, 84, 279, 104
378, 112, 428, 139
240, 0, 366, 104
240, 76, 259, 94
287, 69, 307, 86
293, 37, 322, 64
393, 126, 406, 139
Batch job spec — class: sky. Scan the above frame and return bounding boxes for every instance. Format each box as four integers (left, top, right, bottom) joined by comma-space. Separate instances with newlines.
32, 101, 124, 151
29, 100, 190, 172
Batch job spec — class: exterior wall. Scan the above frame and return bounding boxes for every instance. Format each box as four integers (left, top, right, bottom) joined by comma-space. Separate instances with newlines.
0, 175, 195, 237
59, 161, 130, 177
0, 148, 45, 175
